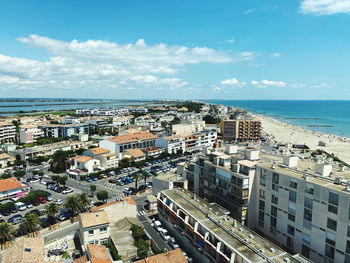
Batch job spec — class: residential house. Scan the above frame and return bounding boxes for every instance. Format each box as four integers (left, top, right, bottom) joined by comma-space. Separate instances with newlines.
134, 248, 188, 263
112, 115, 133, 127
99, 132, 157, 158
71, 156, 101, 173
0, 153, 14, 170
172, 120, 205, 135
86, 244, 112, 263
141, 146, 164, 158
126, 148, 146, 162
135, 115, 156, 127
83, 147, 118, 169
0, 177, 27, 200
79, 210, 110, 247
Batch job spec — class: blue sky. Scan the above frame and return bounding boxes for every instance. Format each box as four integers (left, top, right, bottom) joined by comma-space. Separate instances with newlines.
0, 0, 350, 100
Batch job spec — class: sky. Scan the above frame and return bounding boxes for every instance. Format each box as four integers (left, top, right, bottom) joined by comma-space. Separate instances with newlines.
0, 0, 350, 100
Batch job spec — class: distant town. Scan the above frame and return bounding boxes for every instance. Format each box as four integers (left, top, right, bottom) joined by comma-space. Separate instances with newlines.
0, 100, 348, 263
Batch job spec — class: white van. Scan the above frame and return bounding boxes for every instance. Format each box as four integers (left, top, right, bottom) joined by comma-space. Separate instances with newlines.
153, 220, 162, 231
14, 202, 26, 211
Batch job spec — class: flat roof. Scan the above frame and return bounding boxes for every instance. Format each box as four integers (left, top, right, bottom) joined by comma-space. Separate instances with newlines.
79, 210, 110, 228
2, 237, 44, 263
161, 189, 310, 263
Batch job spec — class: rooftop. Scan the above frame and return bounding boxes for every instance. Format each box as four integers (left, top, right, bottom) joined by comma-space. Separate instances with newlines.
89, 147, 110, 156
127, 148, 146, 158
161, 189, 310, 263
0, 178, 23, 192
87, 244, 112, 263
79, 210, 110, 228
108, 132, 157, 144
2, 237, 44, 263
72, 155, 93, 163
0, 153, 12, 160
134, 248, 188, 263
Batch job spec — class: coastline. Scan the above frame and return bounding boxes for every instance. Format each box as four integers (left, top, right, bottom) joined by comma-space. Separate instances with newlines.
253, 113, 350, 164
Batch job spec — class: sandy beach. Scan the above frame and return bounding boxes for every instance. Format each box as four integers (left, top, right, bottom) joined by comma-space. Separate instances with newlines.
254, 114, 350, 165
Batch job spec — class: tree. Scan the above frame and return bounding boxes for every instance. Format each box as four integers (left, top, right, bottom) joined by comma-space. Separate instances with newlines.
44, 202, 60, 225
51, 175, 60, 184
130, 224, 145, 240
78, 193, 91, 212
203, 114, 220, 124
58, 176, 68, 186
134, 174, 141, 190
19, 213, 41, 236
51, 150, 75, 173
97, 190, 109, 203
13, 170, 26, 178
90, 184, 97, 197
170, 117, 181, 125
141, 170, 149, 185
64, 195, 80, 221
0, 222, 15, 248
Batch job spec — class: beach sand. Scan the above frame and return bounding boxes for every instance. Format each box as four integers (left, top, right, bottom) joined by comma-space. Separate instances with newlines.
255, 115, 350, 165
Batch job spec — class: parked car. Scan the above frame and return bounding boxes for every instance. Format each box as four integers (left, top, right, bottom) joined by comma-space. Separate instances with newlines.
108, 179, 116, 184
62, 187, 73, 194
1, 211, 10, 216
86, 177, 93, 183
56, 187, 65, 193
47, 196, 53, 201
169, 237, 179, 249
56, 199, 63, 205
8, 214, 22, 224
11, 208, 18, 214
160, 228, 170, 241
38, 197, 47, 204
123, 188, 133, 195
32, 200, 40, 206
153, 220, 162, 231
100, 174, 107, 179
25, 203, 33, 209
147, 182, 153, 188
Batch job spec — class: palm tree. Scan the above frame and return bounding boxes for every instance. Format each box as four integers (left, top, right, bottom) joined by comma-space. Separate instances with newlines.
90, 184, 97, 197
134, 174, 141, 190
141, 170, 149, 185
44, 202, 60, 228
64, 195, 80, 222
78, 193, 91, 212
0, 222, 15, 249
19, 213, 41, 237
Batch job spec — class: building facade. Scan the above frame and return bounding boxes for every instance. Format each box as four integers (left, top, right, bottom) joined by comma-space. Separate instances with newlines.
0, 122, 16, 143
39, 124, 89, 138
221, 117, 261, 142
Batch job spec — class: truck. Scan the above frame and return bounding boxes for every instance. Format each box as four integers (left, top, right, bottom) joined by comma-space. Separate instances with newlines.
14, 202, 26, 211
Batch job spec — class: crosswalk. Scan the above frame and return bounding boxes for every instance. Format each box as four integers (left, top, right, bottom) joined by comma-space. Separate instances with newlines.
137, 210, 147, 216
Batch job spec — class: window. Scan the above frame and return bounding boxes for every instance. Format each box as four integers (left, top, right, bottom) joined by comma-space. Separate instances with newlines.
329, 192, 339, 206
271, 194, 278, 205
303, 233, 311, 245
272, 173, 279, 184
328, 204, 338, 214
272, 183, 279, 192
271, 205, 277, 217
100, 227, 107, 233
259, 189, 265, 199
325, 243, 335, 259
270, 216, 277, 228
287, 225, 295, 236
289, 190, 297, 203
88, 230, 94, 236
288, 202, 296, 215
347, 241, 350, 254
288, 213, 295, 222
305, 183, 314, 195
348, 226, 350, 237
302, 244, 310, 259
304, 197, 313, 209
259, 200, 265, 211
89, 240, 94, 244
327, 218, 337, 231
260, 172, 266, 186
290, 179, 297, 189
287, 236, 294, 249
304, 208, 312, 222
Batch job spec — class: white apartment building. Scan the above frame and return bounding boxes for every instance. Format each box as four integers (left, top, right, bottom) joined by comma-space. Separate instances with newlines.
19, 126, 44, 144
70, 156, 101, 173
135, 115, 156, 127
112, 116, 132, 127
79, 210, 110, 247
76, 108, 129, 116
157, 189, 311, 263
83, 147, 118, 169
0, 122, 16, 143
248, 156, 350, 263
156, 135, 186, 154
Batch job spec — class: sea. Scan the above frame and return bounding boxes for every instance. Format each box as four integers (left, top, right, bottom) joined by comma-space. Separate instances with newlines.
204, 100, 350, 138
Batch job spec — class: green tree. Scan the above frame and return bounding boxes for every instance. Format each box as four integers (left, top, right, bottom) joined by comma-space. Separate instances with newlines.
19, 213, 41, 235
96, 190, 109, 203
0, 222, 15, 247
90, 184, 97, 197
44, 202, 60, 225
58, 176, 68, 186
78, 193, 91, 212
141, 170, 149, 185
64, 195, 80, 219
135, 239, 149, 259
51, 175, 60, 184
130, 224, 145, 240
51, 150, 74, 173
203, 114, 220, 124
170, 117, 181, 125
13, 170, 26, 178
134, 174, 141, 190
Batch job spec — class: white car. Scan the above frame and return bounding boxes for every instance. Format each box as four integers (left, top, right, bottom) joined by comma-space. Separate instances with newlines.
153, 220, 162, 231
62, 188, 73, 194
160, 228, 170, 241
56, 199, 63, 205
168, 237, 179, 249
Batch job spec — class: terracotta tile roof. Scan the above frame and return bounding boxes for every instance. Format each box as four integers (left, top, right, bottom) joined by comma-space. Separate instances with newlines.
0, 178, 22, 193
79, 210, 110, 228
127, 148, 146, 158
124, 196, 137, 205
2, 237, 45, 263
72, 156, 93, 163
89, 147, 110, 156
108, 132, 157, 145
73, 255, 88, 263
134, 248, 188, 263
87, 244, 112, 263
0, 153, 11, 160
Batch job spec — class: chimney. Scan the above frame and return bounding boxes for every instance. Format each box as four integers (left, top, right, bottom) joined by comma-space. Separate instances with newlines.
283, 155, 298, 168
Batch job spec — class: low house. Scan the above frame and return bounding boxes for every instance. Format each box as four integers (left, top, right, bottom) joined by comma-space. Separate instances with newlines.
87, 244, 113, 263
0, 177, 27, 200
79, 210, 110, 247
0, 153, 14, 170
83, 147, 118, 169
71, 156, 101, 173
126, 148, 146, 162
135, 115, 156, 127
141, 146, 164, 159
134, 248, 188, 263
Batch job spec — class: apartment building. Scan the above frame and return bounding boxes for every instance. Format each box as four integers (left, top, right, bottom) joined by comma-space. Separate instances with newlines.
156, 131, 217, 154
70, 156, 101, 173
99, 132, 157, 158
112, 115, 133, 126
221, 116, 261, 142
0, 122, 16, 143
76, 108, 130, 115
19, 126, 44, 144
178, 146, 260, 225
0, 153, 14, 170
83, 147, 118, 169
248, 156, 350, 263
135, 115, 156, 127
39, 124, 89, 138
157, 189, 310, 263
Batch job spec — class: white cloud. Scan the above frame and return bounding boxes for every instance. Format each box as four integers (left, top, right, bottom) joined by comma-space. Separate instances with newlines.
270, 53, 281, 57
243, 8, 256, 15
218, 38, 235, 44
251, 79, 286, 88
300, 0, 350, 15
213, 86, 224, 91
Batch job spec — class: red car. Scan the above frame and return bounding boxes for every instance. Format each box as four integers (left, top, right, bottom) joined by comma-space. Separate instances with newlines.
38, 197, 47, 204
